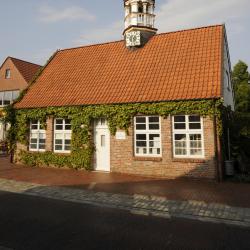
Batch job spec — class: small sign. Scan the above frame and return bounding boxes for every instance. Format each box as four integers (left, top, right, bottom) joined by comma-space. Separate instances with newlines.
116, 131, 126, 140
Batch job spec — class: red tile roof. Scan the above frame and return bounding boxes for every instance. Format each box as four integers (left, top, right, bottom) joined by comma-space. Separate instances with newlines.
10, 57, 41, 83
15, 25, 224, 109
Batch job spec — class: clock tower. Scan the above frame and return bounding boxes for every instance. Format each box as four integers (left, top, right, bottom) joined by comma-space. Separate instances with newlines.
123, 0, 157, 48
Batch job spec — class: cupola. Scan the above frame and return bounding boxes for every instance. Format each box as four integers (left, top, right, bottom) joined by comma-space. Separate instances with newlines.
123, 0, 157, 48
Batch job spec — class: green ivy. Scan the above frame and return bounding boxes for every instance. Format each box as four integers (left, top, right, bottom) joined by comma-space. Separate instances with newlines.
5, 99, 223, 170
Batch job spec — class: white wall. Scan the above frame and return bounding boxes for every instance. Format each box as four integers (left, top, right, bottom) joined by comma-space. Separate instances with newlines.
223, 33, 235, 111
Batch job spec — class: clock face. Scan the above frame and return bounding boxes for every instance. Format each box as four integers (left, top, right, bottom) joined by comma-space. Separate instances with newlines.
126, 31, 141, 47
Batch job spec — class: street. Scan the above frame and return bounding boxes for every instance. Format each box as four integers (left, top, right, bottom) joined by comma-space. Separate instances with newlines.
0, 191, 250, 250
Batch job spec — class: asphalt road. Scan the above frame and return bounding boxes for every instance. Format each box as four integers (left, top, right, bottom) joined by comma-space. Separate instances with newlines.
0, 191, 250, 250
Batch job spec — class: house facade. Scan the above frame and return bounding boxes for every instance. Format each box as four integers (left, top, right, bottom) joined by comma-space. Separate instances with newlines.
0, 57, 41, 141
13, 0, 234, 180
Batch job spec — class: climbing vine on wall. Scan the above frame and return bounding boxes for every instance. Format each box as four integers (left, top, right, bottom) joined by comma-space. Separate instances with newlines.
5, 99, 223, 170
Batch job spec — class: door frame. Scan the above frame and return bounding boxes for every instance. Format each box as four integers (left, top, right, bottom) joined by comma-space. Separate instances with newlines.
94, 118, 111, 172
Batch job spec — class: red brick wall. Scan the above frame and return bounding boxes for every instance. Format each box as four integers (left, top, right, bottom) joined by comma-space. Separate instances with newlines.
16, 116, 218, 180
110, 116, 217, 179
0, 58, 27, 91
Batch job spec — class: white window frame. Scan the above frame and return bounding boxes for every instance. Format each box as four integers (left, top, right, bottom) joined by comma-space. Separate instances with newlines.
172, 115, 205, 158
29, 120, 46, 152
54, 118, 72, 154
134, 116, 162, 157
0, 90, 20, 107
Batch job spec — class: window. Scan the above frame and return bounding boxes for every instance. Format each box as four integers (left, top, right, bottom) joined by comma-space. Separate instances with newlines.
29, 120, 46, 152
5, 69, 10, 79
54, 119, 71, 153
0, 90, 20, 107
12, 90, 20, 100
3, 91, 12, 105
173, 115, 204, 158
134, 116, 161, 157
225, 71, 231, 90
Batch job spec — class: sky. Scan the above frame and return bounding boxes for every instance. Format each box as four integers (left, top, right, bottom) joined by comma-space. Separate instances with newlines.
0, 0, 249, 68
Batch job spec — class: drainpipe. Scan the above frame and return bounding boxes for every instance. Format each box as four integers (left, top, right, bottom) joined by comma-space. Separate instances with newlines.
213, 109, 223, 182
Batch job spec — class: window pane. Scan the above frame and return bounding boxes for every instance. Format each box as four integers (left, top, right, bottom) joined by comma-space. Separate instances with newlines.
65, 133, 71, 140
30, 138, 37, 144
55, 133, 63, 139
190, 149, 202, 156
189, 116, 200, 122
56, 119, 63, 124
30, 144, 37, 149
136, 147, 147, 154
174, 116, 185, 123
136, 134, 146, 140
174, 123, 186, 130
190, 134, 201, 141
65, 119, 71, 130
5, 69, 11, 79
149, 124, 159, 130
175, 134, 186, 141
39, 144, 45, 150
12, 90, 20, 100
55, 119, 63, 130
149, 134, 160, 147
136, 117, 146, 123
65, 139, 71, 145
136, 124, 146, 130
65, 124, 71, 130
0, 92, 4, 105
175, 148, 187, 155
149, 117, 159, 123
101, 135, 105, 147
55, 145, 62, 151
136, 141, 147, 147
55, 139, 63, 144
3, 91, 12, 105
189, 123, 201, 129
65, 145, 71, 151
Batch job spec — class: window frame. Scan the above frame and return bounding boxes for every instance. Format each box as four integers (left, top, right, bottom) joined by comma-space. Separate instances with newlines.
0, 90, 20, 107
53, 118, 72, 154
29, 120, 46, 152
225, 70, 231, 90
172, 115, 205, 159
5, 69, 11, 79
134, 116, 162, 157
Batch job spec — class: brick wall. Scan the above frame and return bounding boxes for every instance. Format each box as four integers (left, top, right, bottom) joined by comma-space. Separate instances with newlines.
0, 58, 27, 91
16, 115, 218, 180
110, 116, 217, 179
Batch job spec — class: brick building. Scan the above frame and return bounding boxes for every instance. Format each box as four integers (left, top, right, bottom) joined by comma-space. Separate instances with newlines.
14, 0, 234, 180
0, 57, 41, 140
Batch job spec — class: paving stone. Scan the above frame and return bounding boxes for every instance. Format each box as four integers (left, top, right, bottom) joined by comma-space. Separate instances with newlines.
1, 178, 250, 227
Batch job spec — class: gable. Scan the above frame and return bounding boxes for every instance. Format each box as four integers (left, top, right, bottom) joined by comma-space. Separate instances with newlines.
0, 57, 27, 92
16, 25, 224, 109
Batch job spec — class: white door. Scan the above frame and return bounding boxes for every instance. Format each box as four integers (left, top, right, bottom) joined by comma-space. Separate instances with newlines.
94, 119, 110, 172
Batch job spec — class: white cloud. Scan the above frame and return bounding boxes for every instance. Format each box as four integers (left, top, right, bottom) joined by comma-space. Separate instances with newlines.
39, 5, 96, 23
156, 0, 250, 33
73, 21, 123, 46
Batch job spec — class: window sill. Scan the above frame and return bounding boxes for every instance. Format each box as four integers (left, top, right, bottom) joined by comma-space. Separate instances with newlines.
54, 152, 71, 155
172, 158, 206, 163
133, 157, 162, 162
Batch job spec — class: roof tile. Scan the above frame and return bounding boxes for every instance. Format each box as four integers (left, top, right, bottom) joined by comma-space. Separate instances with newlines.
16, 25, 224, 109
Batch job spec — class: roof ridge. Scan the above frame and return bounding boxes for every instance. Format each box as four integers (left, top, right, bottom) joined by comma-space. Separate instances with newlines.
59, 24, 223, 53
9, 57, 42, 67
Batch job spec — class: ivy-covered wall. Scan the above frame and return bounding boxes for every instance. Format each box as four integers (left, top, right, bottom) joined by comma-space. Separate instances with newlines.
6, 99, 223, 170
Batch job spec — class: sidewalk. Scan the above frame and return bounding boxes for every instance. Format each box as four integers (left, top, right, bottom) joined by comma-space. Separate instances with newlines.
1, 156, 250, 227
1, 157, 250, 208
1, 177, 250, 228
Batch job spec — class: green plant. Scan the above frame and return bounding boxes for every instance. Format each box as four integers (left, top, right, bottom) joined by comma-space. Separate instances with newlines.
5, 99, 223, 170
